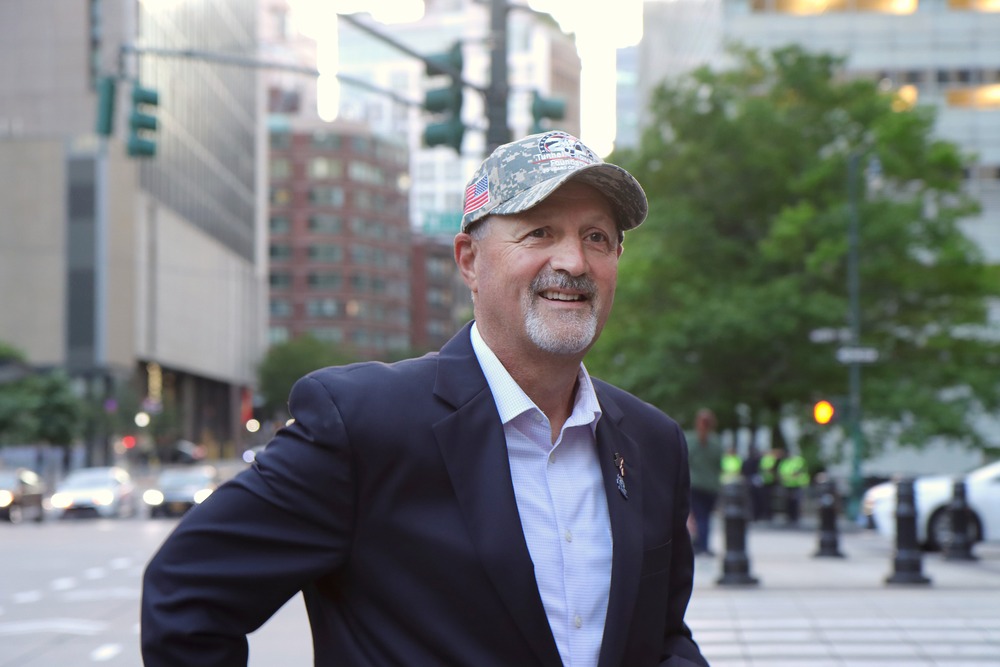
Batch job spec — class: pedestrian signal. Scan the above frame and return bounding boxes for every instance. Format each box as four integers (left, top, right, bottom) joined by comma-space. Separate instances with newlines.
813, 400, 836, 425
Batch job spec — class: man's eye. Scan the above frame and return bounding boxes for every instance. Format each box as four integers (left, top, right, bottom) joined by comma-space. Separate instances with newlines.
527, 229, 547, 238
587, 232, 610, 243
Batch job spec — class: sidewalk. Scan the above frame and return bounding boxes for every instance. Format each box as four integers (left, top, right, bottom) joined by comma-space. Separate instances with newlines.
686, 521, 1000, 667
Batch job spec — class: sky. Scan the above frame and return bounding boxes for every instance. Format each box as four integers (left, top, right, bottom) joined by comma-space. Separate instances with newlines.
288, 0, 644, 156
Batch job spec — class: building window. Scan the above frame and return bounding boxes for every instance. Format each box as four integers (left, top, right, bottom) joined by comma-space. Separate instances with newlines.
309, 244, 343, 262
309, 215, 342, 233
269, 326, 290, 344
309, 327, 343, 342
270, 299, 293, 318
270, 131, 291, 150
312, 132, 341, 149
270, 186, 292, 206
270, 243, 292, 260
307, 272, 342, 289
946, 84, 1000, 108
270, 158, 291, 180
269, 216, 291, 234
270, 271, 292, 289
310, 186, 345, 207
305, 298, 340, 318
309, 157, 342, 179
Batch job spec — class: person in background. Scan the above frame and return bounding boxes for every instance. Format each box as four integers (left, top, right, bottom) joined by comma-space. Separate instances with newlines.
741, 445, 768, 522
140, 130, 709, 667
778, 449, 811, 525
686, 408, 723, 556
759, 447, 784, 522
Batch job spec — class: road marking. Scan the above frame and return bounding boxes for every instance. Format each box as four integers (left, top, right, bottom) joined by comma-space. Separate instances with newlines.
51, 577, 77, 591
12, 590, 42, 604
0, 618, 106, 636
62, 587, 138, 602
90, 643, 122, 661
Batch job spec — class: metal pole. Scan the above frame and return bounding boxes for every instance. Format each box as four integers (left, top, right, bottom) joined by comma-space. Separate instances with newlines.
486, 0, 510, 153
846, 153, 863, 521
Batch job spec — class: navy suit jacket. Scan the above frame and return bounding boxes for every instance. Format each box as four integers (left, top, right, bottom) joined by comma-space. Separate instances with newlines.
141, 323, 709, 667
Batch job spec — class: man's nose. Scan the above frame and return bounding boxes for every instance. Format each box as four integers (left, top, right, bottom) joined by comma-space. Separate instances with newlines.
548, 237, 587, 276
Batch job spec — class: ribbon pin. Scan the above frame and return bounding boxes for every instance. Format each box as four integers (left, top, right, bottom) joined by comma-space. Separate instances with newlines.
614, 453, 627, 499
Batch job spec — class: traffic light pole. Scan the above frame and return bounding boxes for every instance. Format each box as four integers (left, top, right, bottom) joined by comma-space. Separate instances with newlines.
486, 0, 511, 153
846, 153, 864, 521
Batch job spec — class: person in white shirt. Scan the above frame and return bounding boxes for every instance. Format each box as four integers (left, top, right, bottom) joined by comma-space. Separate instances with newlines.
142, 130, 710, 667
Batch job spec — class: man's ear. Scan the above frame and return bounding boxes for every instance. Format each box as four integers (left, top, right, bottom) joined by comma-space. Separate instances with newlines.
454, 232, 478, 292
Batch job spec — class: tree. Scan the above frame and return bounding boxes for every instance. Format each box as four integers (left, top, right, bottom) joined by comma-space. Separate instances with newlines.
256, 336, 358, 419
0, 342, 85, 446
589, 45, 1000, 458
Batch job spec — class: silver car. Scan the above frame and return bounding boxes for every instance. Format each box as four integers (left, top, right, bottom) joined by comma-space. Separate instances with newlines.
50, 466, 136, 519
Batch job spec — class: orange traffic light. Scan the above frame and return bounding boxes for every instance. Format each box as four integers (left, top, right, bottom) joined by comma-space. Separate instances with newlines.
813, 400, 836, 425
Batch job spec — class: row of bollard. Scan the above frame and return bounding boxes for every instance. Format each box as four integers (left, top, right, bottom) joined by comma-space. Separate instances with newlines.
714, 476, 977, 587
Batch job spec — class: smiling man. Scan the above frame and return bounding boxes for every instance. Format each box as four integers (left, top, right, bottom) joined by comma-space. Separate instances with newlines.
141, 131, 709, 667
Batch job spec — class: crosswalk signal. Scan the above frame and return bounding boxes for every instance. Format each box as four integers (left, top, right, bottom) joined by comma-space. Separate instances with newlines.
531, 90, 566, 134
127, 84, 159, 158
422, 42, 464, 153
813, 399, 837, 425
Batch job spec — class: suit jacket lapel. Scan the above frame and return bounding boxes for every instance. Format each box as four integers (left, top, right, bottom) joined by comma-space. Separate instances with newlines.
431, 325, 563, 667
593, 388, 644, 667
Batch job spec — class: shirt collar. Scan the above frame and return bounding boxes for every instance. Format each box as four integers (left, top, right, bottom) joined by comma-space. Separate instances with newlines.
470, 322, 602, 429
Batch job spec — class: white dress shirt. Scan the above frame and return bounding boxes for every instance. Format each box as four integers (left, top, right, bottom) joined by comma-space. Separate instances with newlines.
470, 323, 613, 667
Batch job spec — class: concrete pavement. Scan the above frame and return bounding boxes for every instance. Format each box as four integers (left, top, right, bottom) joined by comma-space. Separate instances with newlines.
686, 520, 1000, 667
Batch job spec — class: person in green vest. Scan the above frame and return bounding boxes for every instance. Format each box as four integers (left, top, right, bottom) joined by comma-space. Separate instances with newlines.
721, 448, 743, 486
758, 448, 784, 522
778, 451, 811, 525
685, 408, 723, 556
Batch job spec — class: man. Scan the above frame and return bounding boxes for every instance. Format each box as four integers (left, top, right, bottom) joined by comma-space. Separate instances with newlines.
684, 409, 723, 556
141, 130, 709, 667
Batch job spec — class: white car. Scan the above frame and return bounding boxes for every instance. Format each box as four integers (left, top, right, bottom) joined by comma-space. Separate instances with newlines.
863, 460, 1000, 551
49, 466, 136, 519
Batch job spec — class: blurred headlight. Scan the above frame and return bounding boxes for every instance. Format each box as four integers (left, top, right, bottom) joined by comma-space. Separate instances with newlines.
193, 488, 213, 504
862, 485, 894, 515
0, 490, 12, 508
93, 490, 115, 506
51, 492, 72, 509
143, 489, 165, 506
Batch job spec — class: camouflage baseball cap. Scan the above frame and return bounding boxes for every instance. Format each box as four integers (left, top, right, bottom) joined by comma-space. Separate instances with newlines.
460, 130, 648, 233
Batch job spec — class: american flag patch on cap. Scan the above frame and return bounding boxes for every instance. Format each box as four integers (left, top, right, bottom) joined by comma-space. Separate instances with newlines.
463, 174, 490, 214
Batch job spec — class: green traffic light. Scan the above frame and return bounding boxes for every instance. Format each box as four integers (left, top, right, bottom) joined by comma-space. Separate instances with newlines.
95, 76, 116, 137
127, 83, 159, 158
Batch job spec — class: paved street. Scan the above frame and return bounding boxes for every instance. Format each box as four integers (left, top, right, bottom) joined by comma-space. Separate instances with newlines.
3, 508, 998, 666
687, 521, 1000, 667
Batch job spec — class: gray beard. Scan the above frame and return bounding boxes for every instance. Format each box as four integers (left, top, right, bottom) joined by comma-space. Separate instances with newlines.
523, 272, 599, 355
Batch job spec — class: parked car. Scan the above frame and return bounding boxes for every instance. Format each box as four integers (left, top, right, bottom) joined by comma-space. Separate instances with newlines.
143, 465, 220, 518
863, 460, 1000, 550
49, 466, 136, 519
0, 467, 46, 524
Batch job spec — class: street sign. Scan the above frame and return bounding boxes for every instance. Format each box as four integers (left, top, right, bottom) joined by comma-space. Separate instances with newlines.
836, 347, 879, 364
809, 327, 852, 343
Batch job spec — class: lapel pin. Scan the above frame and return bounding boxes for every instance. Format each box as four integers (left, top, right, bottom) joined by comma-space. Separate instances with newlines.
614, 453, 628, 499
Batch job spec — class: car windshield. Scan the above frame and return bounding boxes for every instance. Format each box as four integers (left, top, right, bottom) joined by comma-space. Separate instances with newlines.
61, 469, 117, 489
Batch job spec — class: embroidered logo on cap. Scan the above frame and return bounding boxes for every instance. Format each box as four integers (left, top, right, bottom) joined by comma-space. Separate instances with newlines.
534, 131, 599, 169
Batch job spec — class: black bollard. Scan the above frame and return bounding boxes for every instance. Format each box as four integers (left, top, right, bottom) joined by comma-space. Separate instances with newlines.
885, 478, 931, 585
716, 480, 759, 586
813, 475, 845, 558
942, 479, 977, 561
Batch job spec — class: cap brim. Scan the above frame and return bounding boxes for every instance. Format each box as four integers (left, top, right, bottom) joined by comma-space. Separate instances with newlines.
466, 163, 648, 233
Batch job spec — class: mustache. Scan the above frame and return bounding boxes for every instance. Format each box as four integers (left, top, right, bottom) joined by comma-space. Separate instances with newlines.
530, 271, 597, 298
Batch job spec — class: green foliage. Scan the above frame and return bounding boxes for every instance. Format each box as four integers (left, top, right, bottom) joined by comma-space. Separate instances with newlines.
256, 335, 358, 418
591, 45, 999, 453
0, 342, 85, 446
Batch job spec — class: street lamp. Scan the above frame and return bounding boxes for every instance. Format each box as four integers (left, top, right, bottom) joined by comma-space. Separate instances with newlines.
845, 152, 882, 520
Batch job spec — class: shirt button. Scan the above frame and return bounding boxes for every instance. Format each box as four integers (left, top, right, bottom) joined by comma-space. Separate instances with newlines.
574, 615, 583, 628
564, 530, 573, 543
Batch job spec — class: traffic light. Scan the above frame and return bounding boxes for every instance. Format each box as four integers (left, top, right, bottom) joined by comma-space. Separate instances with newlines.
530, 90, 566, 134
422, 42, 464, 153
813, 399, 840, 426
127, 83, 159, 158
95, 76, 116, 137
